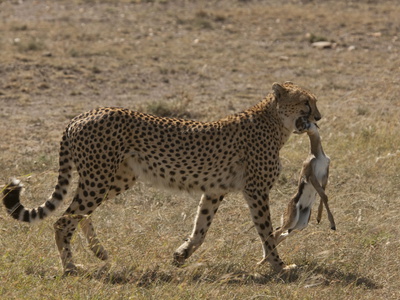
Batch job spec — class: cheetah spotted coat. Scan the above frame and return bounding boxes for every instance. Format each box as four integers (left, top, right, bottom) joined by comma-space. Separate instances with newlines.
2, 82, 321, 274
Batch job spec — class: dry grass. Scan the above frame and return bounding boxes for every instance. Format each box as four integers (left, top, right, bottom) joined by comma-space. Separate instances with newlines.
1, 0, 399, 299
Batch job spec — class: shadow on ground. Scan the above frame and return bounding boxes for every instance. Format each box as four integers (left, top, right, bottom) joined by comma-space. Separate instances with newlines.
45, 261, 381, 289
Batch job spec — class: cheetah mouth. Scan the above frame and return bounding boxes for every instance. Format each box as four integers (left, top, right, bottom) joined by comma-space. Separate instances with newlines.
294, 116, 311, 134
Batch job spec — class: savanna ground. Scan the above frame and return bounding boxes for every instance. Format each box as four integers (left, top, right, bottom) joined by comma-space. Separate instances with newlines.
0, 0, 399, 299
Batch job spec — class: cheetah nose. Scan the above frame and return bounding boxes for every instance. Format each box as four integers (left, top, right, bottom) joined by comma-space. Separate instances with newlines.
314, 115, 321, 121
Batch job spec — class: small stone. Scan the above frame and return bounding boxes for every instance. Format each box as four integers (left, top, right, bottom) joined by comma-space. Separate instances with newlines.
37, 82, 50, 90
348, 45, 356, 51
311, 41, 335, 49
368, 32, 382, 37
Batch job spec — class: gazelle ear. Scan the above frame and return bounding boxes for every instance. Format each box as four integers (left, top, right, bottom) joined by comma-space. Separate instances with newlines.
272, 82, 286, 100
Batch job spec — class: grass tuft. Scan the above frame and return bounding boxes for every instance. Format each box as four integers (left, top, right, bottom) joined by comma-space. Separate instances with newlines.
144, 92, 197, 119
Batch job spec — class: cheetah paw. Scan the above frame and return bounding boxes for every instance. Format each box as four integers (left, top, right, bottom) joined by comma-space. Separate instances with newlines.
172, 251, 187, 267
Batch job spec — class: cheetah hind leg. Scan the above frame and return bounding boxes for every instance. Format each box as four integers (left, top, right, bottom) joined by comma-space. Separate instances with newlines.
54, 214, 84, 275
55, 161, 137, 275
54, 214, 108, 275
78, 161, 137, 262
80, 216, 108, 261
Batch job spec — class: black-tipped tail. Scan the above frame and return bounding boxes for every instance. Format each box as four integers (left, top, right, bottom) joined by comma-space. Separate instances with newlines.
3, 130, 73, 223
2, 178, 63, 223
2, 179, 31, 222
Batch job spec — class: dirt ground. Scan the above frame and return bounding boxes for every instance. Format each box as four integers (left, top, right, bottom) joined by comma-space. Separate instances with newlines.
0, 0, 399, 299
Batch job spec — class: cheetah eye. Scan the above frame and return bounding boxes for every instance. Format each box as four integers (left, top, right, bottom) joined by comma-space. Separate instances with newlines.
304, 101, 311, 113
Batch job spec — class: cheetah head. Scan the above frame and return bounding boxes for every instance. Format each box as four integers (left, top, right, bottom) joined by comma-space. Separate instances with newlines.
273, 82, 321, 134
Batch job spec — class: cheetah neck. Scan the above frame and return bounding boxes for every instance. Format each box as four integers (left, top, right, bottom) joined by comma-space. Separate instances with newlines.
275, 106, 299, 147
279, 123, 293, 147
275, 111, 294, 147
248, 96, 292, 148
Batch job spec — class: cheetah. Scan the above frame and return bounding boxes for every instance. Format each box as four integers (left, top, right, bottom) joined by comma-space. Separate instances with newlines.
2, 82, 321, 275
272, 122, 336, 246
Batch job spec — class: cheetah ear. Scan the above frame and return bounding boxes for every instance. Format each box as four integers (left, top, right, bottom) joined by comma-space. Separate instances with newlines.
272, 82, 286, 100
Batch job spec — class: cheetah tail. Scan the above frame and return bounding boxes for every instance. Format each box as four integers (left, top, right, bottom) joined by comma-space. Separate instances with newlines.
2, 133, 73, 223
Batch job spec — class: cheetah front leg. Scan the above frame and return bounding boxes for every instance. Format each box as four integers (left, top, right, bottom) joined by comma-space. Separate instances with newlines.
243, 190, 296, 272
173, 193, 224, 266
